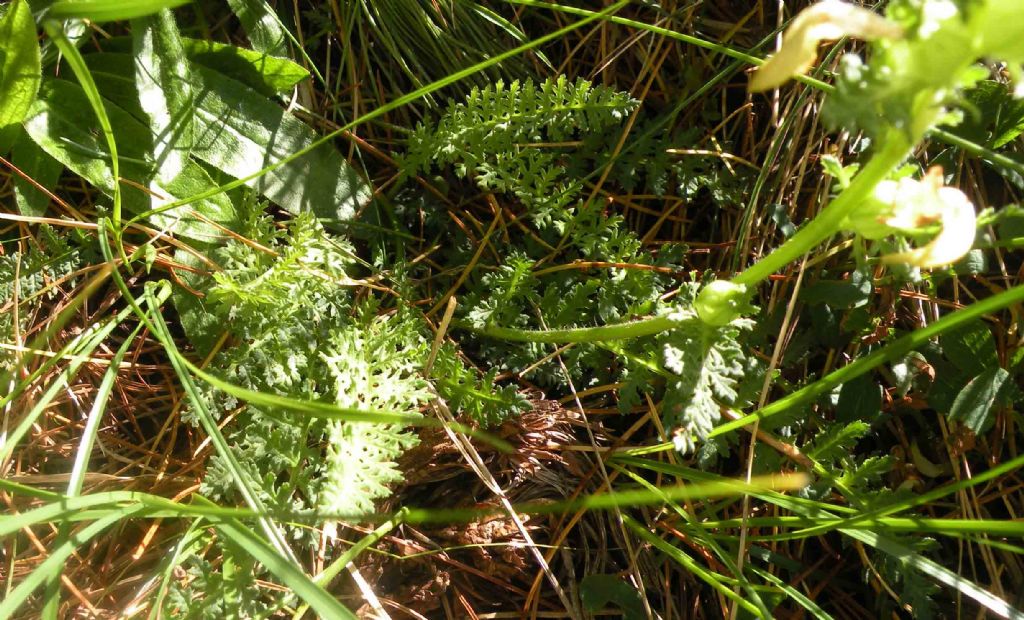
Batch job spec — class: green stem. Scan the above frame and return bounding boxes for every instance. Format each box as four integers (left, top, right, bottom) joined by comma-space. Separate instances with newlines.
711, 282, 1024, 437
453, 314, 680, 343
731, 130, 913, 286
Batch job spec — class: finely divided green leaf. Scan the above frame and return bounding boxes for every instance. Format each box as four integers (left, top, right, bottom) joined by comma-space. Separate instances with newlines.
806, 420, 870, 462
0, 0, 41, 151
47, 0, 190, 22
948, 366, 1011, 433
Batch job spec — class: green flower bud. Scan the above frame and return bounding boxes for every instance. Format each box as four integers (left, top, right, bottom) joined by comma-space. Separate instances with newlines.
695, 280, 750, 327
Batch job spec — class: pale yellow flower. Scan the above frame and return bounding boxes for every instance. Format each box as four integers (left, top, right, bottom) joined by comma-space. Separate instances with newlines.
750, 0, 904, 92
876, 167, 977, 268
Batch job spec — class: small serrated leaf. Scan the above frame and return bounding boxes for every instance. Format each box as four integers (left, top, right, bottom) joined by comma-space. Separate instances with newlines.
807, 420, 871, 462
836, 373, 882, 424
939, 320, 999, 375
948, 367, 1010, 434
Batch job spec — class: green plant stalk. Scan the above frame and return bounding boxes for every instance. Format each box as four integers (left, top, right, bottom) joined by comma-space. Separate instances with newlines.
731, 130, 912, 286
698, 515, 1024, 537
287, 509, 409, 620
454, 314, 679, 343
0, 315, 125, 467
758, 438, 1024, 544
747, 566, 835, 620
42, 322, 146, 620
711, 281, 1024, 437
43, 20, 121, 228
189, 498, 358, 620
610, 463, 772, 618
148, 519, 207, 619
0, 263, 114, 410
0, 473, 807, 533
616, 456, 1024, 619
622, 514, 763, 618
0, 509, 144, 618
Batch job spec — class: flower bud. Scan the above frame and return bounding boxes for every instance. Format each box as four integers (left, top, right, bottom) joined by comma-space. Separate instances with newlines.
695, 280, 750, 327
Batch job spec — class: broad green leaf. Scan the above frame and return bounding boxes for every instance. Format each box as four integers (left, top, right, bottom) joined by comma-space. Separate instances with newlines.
226, 0, 290, 57
996, 204, 1024, 241
171, 250, 222, 355
580, 575, 646, 620
0, 0, 41, 152
181, 38, 308, 95
97, 36, 309, 96
81, 53, 370, 220
801, 267, 873, 309
132, 9, 193, 183
11, 128, 62, 216
22, 78, 236, 237
44, 17, 127, 221
189, 65, 370, 220
836, 374, 882, 424
767, 202, 796, 238
925, 351, 971, 412
939, 319, 999, 375
47, 0, 190, 21
948, 367, 1011, 433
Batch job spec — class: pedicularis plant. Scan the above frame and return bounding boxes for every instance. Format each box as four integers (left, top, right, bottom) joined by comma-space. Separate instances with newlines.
4, 0, 1024, 616
463, 0, 1024, 452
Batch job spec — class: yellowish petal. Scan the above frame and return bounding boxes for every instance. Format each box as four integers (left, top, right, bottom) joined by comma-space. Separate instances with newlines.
883, 185, 976, 268
750, 0, 904, 92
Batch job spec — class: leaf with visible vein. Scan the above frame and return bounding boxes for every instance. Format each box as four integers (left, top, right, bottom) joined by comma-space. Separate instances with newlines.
80, 52, 370, 220
132, 8, 194, 183
0, 0, 40, 151
226, 0, 290, 57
